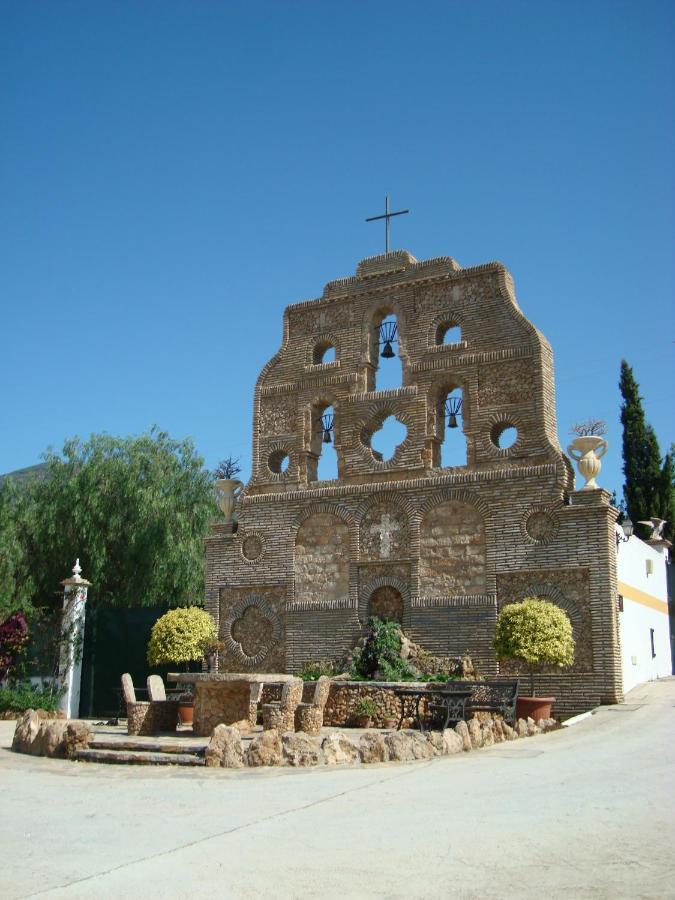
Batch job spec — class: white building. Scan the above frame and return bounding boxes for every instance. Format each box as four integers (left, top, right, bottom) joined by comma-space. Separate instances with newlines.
616, 524, 672, 694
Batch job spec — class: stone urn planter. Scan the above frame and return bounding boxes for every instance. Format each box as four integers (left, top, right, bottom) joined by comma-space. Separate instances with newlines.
215, 478, 243, 524
516, 696, 555, 723
567, 436, 608, 490
353, 715, 373, 729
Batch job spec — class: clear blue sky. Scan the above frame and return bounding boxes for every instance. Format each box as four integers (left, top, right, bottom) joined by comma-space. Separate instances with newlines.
1, 0, 673, 499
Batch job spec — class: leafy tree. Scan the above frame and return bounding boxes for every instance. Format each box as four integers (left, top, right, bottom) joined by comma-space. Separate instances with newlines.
493, 598, 575, 697
147, 607, 216, 668
0, 479, 36, 621
619, 361, 672, 540
24, 428, 218, 611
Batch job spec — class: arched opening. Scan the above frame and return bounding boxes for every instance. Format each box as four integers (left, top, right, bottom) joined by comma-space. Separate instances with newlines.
308, 403, 338, 481
313, 340, 336, 365
368, 585, 403, 623
491, 422, 518, 449
372, 311, 403, 391
436, 388, 467, 467
435, 322, 462, 346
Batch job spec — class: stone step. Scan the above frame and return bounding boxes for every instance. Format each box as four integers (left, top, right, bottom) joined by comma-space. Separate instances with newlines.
90, 739, 207, 755
74, 748, 205, 766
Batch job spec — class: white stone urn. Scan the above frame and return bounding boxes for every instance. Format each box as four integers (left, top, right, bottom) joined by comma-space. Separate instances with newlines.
215, 478, 243, 523
567, 436, 608, 490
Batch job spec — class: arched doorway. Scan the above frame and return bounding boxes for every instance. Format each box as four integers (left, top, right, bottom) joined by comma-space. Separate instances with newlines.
368, 585, 404, 623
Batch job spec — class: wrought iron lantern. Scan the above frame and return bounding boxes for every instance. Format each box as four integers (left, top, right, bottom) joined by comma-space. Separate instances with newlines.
445, 395, 463, 429
319, 413, 334, 443
377, 320, 398, 359
616, 517, 633, 548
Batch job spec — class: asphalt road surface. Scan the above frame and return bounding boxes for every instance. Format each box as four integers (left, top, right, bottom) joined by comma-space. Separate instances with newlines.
1, 678, 673, 899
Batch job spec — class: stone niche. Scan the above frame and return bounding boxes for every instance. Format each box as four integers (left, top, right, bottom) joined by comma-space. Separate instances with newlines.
419, 500, 486, 596
294, 512, 350, 606
219, 587, 285, 672
496, 568, 593, 672
359, 502, 409, 561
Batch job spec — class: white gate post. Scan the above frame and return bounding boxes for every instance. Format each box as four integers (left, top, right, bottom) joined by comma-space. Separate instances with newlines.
58, 559, 91, 719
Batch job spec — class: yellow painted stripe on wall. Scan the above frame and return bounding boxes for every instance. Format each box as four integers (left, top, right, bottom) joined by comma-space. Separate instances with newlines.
617, 581, 669, 615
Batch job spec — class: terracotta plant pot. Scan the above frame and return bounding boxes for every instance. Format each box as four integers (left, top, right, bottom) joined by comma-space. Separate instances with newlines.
353, 715, 372, 728
516, 696, 555, 722
178, 703, 194, 726
383, 718, 398, 730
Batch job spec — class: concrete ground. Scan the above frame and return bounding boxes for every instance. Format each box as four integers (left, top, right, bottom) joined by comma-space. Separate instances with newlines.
1, 679, 674, 900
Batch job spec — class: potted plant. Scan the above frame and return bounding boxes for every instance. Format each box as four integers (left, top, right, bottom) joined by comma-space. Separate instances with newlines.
352, 696, 378, 728
567, 419, 608, 491
382, 714, 398, 730
147, 607, 217, 725
493, 597, 574, 722
201, 638, 225, 673
214, 456, 244, 525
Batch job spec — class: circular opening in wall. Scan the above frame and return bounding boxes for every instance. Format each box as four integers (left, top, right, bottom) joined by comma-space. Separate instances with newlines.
268, 450, 290, 474
491, 423, 518, 449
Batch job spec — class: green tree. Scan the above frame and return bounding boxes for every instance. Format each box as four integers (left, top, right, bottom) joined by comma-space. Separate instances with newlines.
25, 428, 218, 610
619, 361, 672, 540
0, 479, 36, 620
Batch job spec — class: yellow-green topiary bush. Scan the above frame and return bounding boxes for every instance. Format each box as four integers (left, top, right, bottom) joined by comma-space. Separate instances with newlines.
493, 597, 575, 696
147, 607, 216, 668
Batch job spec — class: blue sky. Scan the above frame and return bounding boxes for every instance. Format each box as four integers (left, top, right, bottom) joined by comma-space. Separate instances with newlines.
1, 0, 673, 499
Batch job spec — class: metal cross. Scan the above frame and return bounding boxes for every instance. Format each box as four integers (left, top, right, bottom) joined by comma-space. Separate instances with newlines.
366, 195, 410, 255
370, 513, 400, 559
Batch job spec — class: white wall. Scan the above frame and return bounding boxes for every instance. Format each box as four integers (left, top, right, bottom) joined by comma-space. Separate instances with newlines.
616, 528, 672, 694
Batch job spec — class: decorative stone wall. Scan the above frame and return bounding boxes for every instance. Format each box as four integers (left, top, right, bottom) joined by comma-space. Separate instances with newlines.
205, 249, 622, 718
419, 500, 486, 596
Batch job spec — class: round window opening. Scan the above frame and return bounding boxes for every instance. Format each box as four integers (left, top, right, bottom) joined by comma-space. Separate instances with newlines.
268, 450, 290, 474
491, 423, 518, 450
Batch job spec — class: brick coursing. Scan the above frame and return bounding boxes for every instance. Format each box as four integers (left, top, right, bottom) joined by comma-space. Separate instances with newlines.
205, 250, 621, 718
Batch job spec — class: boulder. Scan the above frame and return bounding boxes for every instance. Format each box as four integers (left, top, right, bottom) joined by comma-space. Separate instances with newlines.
246, 729, 282, 767
205, 725, 244, 768
526, 717, 540, 737
516, 718, 529, 738
64, 721, 91, 759
282, 732, 322, 767
454, 720, 472, 752
385, 730, 416, 762
321, 732, 360, 766
492, 718, 505, 742
480, 723, 495, 747
503, 723, 518, 741
12, 710, 41, 754
442, 729, 464, 755
409, 732, 435, 760
359, 732, 389, 764
467, 718, 483, 749
36, 708, 66, 720
425, 731, 446, 756
32, 720, 68, 757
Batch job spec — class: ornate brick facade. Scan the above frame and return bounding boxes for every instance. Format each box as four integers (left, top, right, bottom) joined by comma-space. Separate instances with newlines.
205, 250, 622, 717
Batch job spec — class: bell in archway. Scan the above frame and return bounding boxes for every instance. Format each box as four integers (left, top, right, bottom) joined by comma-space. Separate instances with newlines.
447, 413, 458, 429
381, 341, 395, 359
323, 429, 332, 443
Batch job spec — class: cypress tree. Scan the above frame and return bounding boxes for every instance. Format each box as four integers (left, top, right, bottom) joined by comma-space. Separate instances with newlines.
619, 360, 667, 538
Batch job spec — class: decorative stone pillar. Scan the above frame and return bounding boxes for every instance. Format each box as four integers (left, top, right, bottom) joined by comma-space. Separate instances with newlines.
58, 559, 91, 719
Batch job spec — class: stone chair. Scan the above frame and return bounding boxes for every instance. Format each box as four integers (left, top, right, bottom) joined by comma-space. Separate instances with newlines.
294, 676, 331, 735
121, 673, 178, 736
262, 678, 304, 733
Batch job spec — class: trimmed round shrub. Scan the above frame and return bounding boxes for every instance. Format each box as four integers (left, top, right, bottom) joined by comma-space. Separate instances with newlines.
147, 607, 216, 668
493, 597, 575, 695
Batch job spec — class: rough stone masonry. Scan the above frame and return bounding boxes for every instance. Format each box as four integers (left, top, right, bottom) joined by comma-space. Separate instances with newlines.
205, 250, 621, 718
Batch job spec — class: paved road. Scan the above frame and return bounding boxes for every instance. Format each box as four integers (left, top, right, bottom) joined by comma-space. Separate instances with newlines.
1, 679, 674, 900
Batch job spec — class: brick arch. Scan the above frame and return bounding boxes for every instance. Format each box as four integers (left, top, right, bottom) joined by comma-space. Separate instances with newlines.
307, 332, 340, 366
498, 584, 592, 673
293, 507, 354, 607
355, 490, 417, 523
416, 487, 490, 523
427, 310, 466, 348
418, 495, 487, 597
359, 575, 411, 628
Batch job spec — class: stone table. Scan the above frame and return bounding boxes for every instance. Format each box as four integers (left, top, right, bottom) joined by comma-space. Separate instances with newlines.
168, 672, 298, 737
